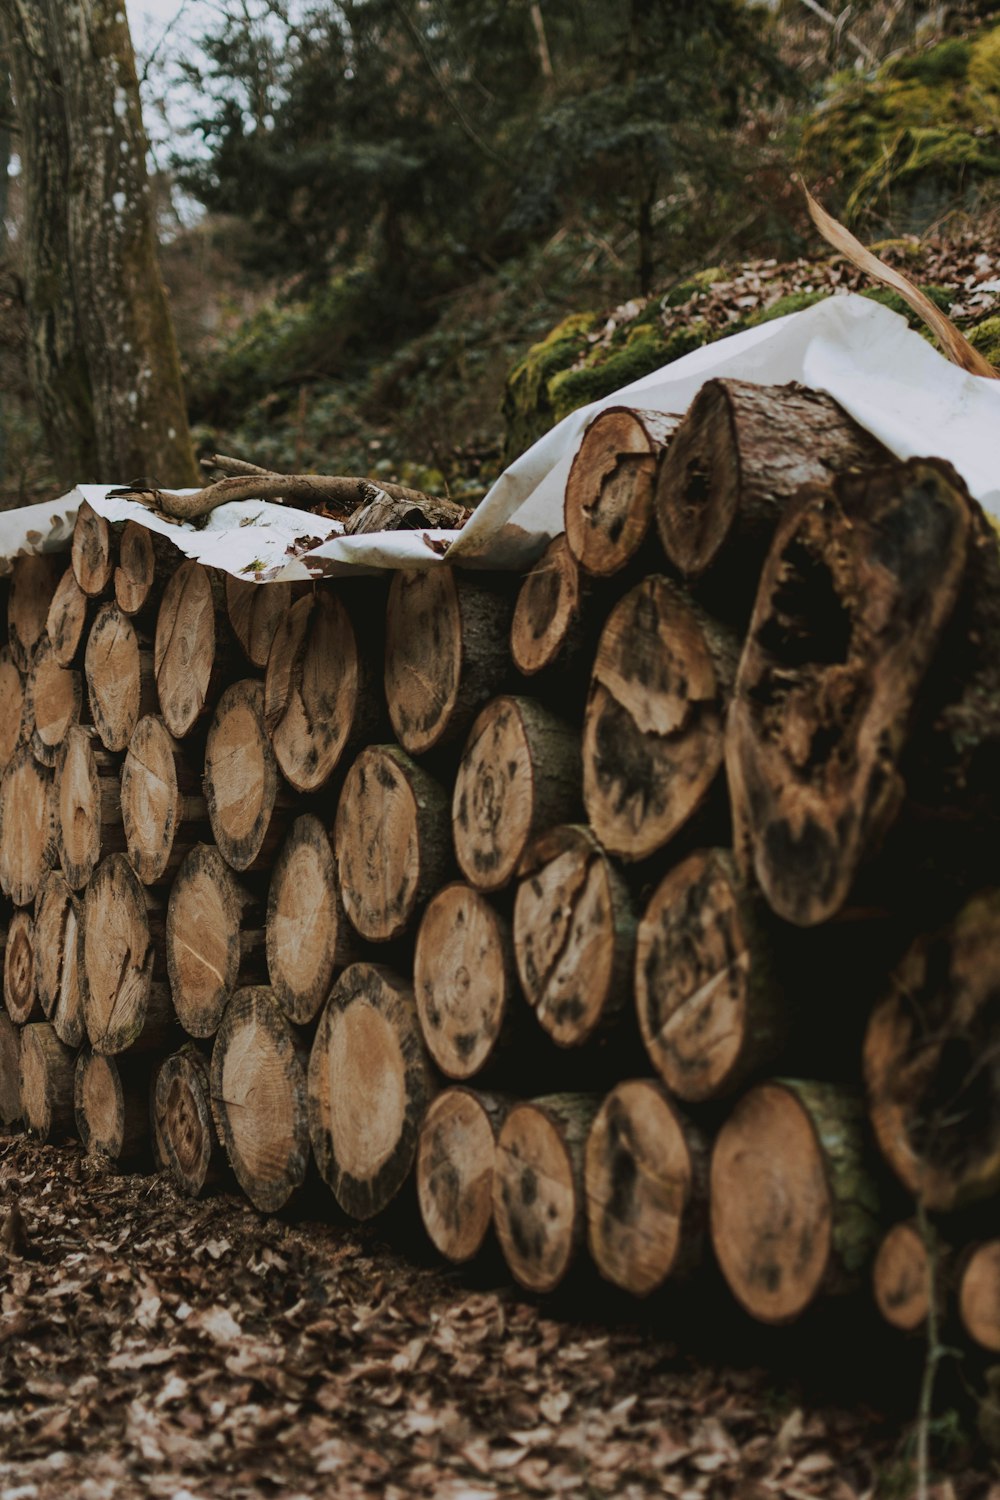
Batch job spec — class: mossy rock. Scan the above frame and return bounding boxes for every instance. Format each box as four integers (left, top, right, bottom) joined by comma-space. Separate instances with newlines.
800, 20, 1000, 230
502, 312, 599, 462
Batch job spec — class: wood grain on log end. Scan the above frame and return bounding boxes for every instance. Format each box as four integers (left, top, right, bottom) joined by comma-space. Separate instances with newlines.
0, 646, 28, 771
959, 1241, 1000, 1353
308, 962, 434, 1220
19, 1021, 75, 1141
56, 725, 125, 891
114, 521, 156, 617
34, 870, 85, 1047
28, 634, 82, 767
872, 1221, 931, 1334
74, 1049, 149, 1165
154, 560, 225, 738
414, 883, 514, 1078
417, 1088, 507, 1262
205, 678, 284, 873
510, 536, 584, 677
565, 407, 678, 577
0, 745, 54, 906
72, 500, 114, 597
81, 853, 173, 1055
85, 602, 155, 753
267, 814, 346, 1026
264, 590, 365, 792
9, 553, 61, 672
167, 843, 263, 1039
122, 713, 207, 885
5, 908, 40, 1024
226, 574, 293, 669
154, 1043, 220, 1198
0, 1010, 21, 1126
47, 568, 89, 666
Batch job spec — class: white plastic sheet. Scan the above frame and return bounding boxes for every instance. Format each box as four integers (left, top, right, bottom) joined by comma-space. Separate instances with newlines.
3, 292, 998, 580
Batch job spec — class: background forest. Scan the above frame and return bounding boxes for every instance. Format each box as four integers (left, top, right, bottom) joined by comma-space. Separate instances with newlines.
2, 0, 1000, 507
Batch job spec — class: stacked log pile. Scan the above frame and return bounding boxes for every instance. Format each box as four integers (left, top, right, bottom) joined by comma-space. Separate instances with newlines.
1, 389, 999, 1360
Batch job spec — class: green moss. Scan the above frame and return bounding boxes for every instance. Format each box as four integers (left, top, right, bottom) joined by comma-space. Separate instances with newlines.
502, 311, 599, 459
884, 36, 971, 85
549, 322, 714, 424
663, 266, 726, 306
968, 314, 1000, 368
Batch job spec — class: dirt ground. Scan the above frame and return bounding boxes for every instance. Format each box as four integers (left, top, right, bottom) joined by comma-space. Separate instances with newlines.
0, 1135, 995, 1500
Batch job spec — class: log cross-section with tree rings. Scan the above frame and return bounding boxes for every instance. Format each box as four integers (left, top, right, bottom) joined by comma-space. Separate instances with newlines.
0, 647, 28, 770
114, 521, 157, 617
0, 745, 54, 907
453, 696, 580, 892
583, 576, 737, 862
166, 844, 265, 1039
565, 407, 679, 576
210, 986, 310, 1214
416, 1088, 508, 1263
226, 574, 293, 669
384, 567, 511, 756
514, 825, 635, 1047
414, 883, 515, 1078
584, 1080, 707, 1296
5, 908, 40, 1024
0, 1012, 21, 1127
334, 745, 450, 943
872, 1221, 933, 1334
72, 499, 114, 597
154, 1043, 221, 1198
510, 536, 586, 679
864, 888, 1000, 1212
56, 725, 126, 891
85, 601, 156, 753
709, 1079, 879, 1324
74, 1049, 150, 1166
307, 963, 434, 1220
46, 568, 88, 667
492, 1094, 600, 1294
19, 1021, 75, 1142
959, 1242, 1000, 1353
264, 589, 370, 793
81, 854, 174, 1055
34, 870, 85, 1048
121, 714, 208, 885
27, 634, 82, 766
726, 459, 971, 927
155, 560, 229, 738
9, 553, 61, 673
266, 815, 348, 1026
634, 849, 786, 1102
204, 679, 285, 873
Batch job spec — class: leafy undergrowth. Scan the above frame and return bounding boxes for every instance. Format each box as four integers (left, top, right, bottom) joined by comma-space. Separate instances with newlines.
0, 1136, 993, 1500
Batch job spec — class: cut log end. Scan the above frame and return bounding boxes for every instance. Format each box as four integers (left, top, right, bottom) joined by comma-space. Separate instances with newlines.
493, 1097, 596, 1294
85, 602, 154, 753
872, 1221, 931, 1334
0, 746, 54, 906
205, 679, 282, 873
414, 883, 513, 1078
266, 814, 344, 1026
74, 1050, 148, 1165
19, 1022, 75, 1141
565, 407, 678, 577
226, 574, 293, 669
0, 647, 28, 770
34, 871, 84, 1048
416, 1088, 502, 1262
154, 560, 222, 738
47, 568, 89, 666
510, 536, 582, 677
82, 853, 171, 1055
265, 590, 361, 792
9, 553, 61, 672
5, 908, 39, 1024
154, 1044, 219, 1198
28, 635, 82, 766
121, 714, 189, 884
114, 521, 156, 616
167, 844, 257, 1039
55, 726, 104, 891
0, 1011, 22, 1126
72, 500, 114, 597
959, 1241, 1000, 1353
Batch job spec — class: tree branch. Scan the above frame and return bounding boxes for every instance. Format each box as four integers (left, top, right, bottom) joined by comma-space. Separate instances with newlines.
108, 472, 471, 526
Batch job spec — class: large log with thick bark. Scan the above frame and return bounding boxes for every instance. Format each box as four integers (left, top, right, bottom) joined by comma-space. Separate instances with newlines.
726, 459, 971, 927
864, 888, 1000, 1213
55, 725, 126, 890
74, 1049, 150, 1165
210, 986, 310, 1213
166, 844, 266, 1039
121, 714, 209, 885
0, 745, 54, 906
654, 379, 888, 590
265, 589, 376, 793
0, 1010, 21, 1126
583, 576, 737, 861
514, 825, 635, 1048
416, 1088, 509, 1263
334, 745, 450, 942
307, 962, 434, 1220
384, 568, 511, 756
47, 568, 88, 667
9, 553, 61, 672
709, 1080, 879, 1323
585, 1080, 708, 1295
34, 871, 84, 1048
72, 500, 114, 597
565, 407, 679, 576
154, 561, 233, 738
453, 696, 580, 892
80, 853, 175, 1054
226, 574, 294, 669
27, 634, 83, 767
84, 601, 156, 753
414, 883, 516, 1079
266, 815, 351, 1026
492, 1093, 601, 1293
634, 849, 786, 1102
5, 908, 41, 1024
0, 647, 29, 770
153, 1042, 223, 1198
19, 1021, 75, 1141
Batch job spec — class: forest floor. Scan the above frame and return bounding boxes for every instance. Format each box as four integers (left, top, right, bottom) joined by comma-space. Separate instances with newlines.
0, 1137, 995, 1500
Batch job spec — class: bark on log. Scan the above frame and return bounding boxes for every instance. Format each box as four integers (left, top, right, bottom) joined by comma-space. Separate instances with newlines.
154, 561, 233, 738
654, 379, 888, 588
226, 574, 294, 669
584, 1079, 708, 1296
514, 825, 635, 1048
0, 647, 29, 770
709, 1079, 880, 1324
414, 883, 516, 1079
204, 678, 290, 874
27, 635, 83, 767
166, 844, 266, 1039
864, 888, 1000, 1213
47, 568, 88, 666
0, 745, 54, 906
510, 535, 589, 679
307, 962, 434, 1220
872, 1220, 935, 1334
634, 849, 787, 1102
384, 568, 512, 756
416, 1088, 510, 1263
72, 500, 114, 597
34, 870, 85, 1048
19, 1021, 75, 1141
210, 985, 310, 1213
959, 1241, 1000, 1353
565, 407, 679, 576
453, 696, 580, 892
334, 745, 451, 942
153, 1042, 223, 1198
80, 853, 175, 1054
583, 576, 737, 861
264, 589, 376, 793
5, 908, 41, 1024
726, 459, 971, 927
74, 1049, 150, 1165
266, 814, 351, 1026
55, 725, 126, 891
84, 601, 156, 753
0, 1009, 21, 1126
9, 553, 61, 672
492, 1093, 601, 1294
121, 714, 209, 885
